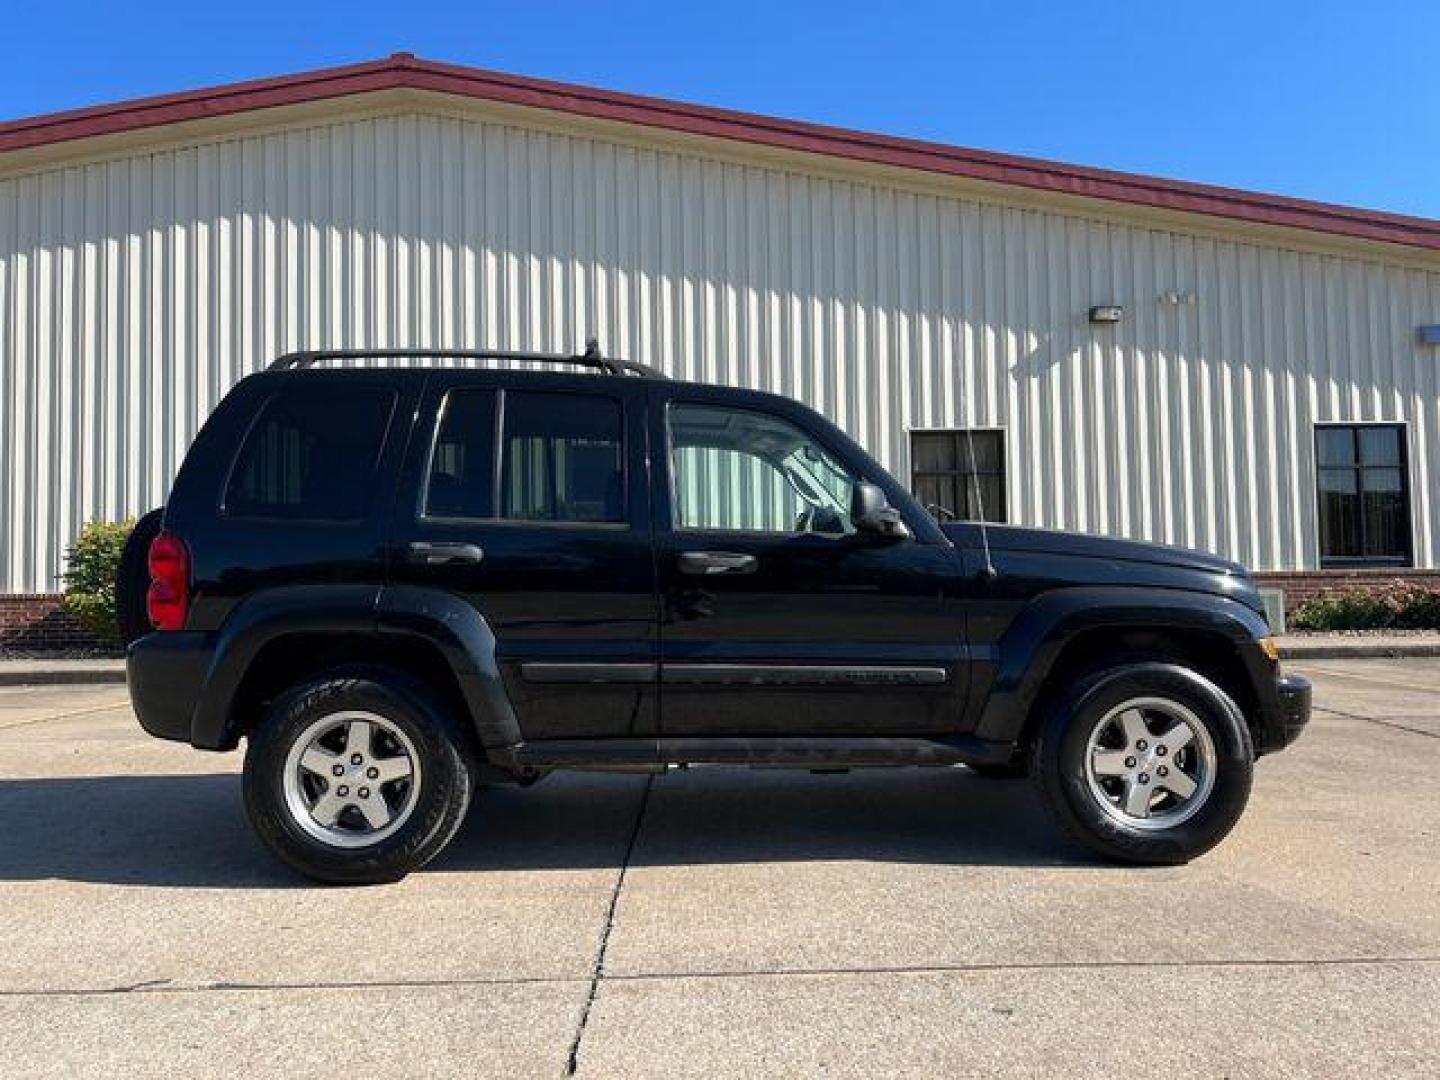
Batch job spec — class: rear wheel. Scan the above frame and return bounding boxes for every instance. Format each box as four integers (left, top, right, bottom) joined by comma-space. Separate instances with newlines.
243, 670, 475, 884
1032, 663, 1253, 864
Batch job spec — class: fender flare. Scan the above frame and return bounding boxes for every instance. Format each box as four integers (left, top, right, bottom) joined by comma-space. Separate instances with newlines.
192, 584, 377, 748
191, 583, 520, 753
973, 586, 1271, 745
373, 584, 521, 752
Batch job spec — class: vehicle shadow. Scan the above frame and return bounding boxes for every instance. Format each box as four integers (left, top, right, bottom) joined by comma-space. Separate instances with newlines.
0, 767, 1094, 888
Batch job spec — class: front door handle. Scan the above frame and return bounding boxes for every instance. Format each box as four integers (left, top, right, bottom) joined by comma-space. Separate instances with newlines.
406, 541, 484, 565
678, 551, 757, 576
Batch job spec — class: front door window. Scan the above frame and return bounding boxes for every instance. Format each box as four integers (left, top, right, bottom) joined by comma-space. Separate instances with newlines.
668, 403, 857, 536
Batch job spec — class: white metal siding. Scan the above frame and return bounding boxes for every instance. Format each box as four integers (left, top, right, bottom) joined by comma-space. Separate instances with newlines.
3, 111, 1440, 591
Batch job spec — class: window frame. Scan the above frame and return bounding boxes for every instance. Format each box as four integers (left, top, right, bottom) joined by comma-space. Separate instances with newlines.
1314, 421, 1413, 568
417, 385, 631, 530
219, 386, 399, 525
908, 427, 1008, 524
664, 400, 861, 539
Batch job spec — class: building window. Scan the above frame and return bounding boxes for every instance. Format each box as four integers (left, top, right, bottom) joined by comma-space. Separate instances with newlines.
1315, 424, 1411, 566
910, 430, 1006, 522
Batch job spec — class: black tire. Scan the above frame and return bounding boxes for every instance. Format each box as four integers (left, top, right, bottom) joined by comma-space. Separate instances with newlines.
243, 669, 475, 885
116, 508, 164, 647
1031, 663, 1254, 865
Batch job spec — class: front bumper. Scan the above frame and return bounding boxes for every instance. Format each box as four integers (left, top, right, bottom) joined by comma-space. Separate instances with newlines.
1273, 673, 1312, 749
126, 631, 213, 745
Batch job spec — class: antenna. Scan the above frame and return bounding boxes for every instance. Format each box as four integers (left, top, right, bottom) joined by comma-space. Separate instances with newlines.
959, 360, 997, 578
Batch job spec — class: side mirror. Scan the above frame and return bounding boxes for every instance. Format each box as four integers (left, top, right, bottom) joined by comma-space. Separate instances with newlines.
850, 481, 912, 541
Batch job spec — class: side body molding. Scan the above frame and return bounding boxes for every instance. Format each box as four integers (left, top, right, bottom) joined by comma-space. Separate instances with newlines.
972, 586, 1271, 744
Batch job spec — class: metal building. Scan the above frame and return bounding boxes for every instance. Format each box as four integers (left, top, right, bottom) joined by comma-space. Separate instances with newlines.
3, 54, 1440, 629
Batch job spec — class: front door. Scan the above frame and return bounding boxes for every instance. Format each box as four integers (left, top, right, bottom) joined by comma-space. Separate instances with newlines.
652, 387, 967, 737
389, 373, 657, 741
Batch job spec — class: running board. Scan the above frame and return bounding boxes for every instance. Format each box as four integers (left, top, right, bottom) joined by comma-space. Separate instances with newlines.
507, 735, 1013, 770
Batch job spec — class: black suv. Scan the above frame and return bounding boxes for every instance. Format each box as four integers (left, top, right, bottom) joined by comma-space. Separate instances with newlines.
125, 345, 1310, 884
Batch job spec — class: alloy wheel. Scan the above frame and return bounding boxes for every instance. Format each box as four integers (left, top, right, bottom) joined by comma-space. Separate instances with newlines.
1082, 696, 1217, 830
281, 710, 422, 848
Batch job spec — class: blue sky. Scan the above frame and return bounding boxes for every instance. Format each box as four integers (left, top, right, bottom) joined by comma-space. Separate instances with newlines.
7, 2, 1437, 218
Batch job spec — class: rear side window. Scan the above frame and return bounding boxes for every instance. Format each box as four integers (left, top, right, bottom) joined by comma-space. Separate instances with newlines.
225, 385, 396, 521
501, 392, 625, 523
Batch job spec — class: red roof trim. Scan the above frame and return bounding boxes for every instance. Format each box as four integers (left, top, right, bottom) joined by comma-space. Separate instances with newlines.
4, 53, 1438, 252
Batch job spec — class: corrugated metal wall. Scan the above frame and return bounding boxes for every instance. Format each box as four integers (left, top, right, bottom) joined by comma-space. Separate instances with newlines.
3, 109, 1440, 591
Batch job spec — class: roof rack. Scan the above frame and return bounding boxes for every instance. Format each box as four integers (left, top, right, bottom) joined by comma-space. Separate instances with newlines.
268, 338, 665, 378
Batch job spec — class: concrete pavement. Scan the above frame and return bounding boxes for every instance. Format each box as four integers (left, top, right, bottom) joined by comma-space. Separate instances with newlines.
0, 660, 1436, 1077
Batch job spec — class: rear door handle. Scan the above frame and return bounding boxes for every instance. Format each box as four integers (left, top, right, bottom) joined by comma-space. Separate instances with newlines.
678, 551, 757, 576
406, 541, 484, 565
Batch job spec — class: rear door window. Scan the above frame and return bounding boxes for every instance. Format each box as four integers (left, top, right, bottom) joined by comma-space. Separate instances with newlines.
500, 391, 625, 524
225, 384, 397, 521
424, 389, 498, 519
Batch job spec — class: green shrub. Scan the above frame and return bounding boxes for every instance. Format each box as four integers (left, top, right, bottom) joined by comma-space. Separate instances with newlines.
1291, 580, 1440, 632
1395, 587, 1440, 630
61, 519, 135, 645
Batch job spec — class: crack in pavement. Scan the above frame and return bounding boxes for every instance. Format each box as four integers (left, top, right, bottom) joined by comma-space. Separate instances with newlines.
563, 772, 655, 1077
598, 954, 1440, 983
0, 974, 587, 998
4, 953, 1436, 1001
1297, 664, 1440, 696
0, 701, 132, 733
1314, 705, 1439, 740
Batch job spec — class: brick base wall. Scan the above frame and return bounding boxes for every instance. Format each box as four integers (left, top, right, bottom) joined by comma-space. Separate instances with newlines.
1254, 570, 1440, 616
0, 594, 111, 652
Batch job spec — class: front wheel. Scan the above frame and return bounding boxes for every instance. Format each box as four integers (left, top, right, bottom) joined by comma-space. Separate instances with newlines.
243, 670, 475, 884
1032, 663, 1254, 865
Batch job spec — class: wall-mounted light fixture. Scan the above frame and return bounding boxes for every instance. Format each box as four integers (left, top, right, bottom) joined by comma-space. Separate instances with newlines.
1089, 305, 1123, 324
1419, 325, 1440, 346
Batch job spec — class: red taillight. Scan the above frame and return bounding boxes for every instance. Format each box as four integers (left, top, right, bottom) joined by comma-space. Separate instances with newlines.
146, 532, 191, 631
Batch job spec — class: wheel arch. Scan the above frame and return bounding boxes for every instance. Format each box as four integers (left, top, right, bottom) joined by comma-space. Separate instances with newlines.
974, 587, 1271, 751
193, 583, 520, 754
227, 635, 473, 746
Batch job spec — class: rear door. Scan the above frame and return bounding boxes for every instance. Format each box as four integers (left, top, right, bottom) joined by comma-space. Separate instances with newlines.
388, 373, 658, 741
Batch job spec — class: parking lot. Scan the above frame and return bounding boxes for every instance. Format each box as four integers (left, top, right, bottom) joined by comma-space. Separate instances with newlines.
0, 659, 1435, 1078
